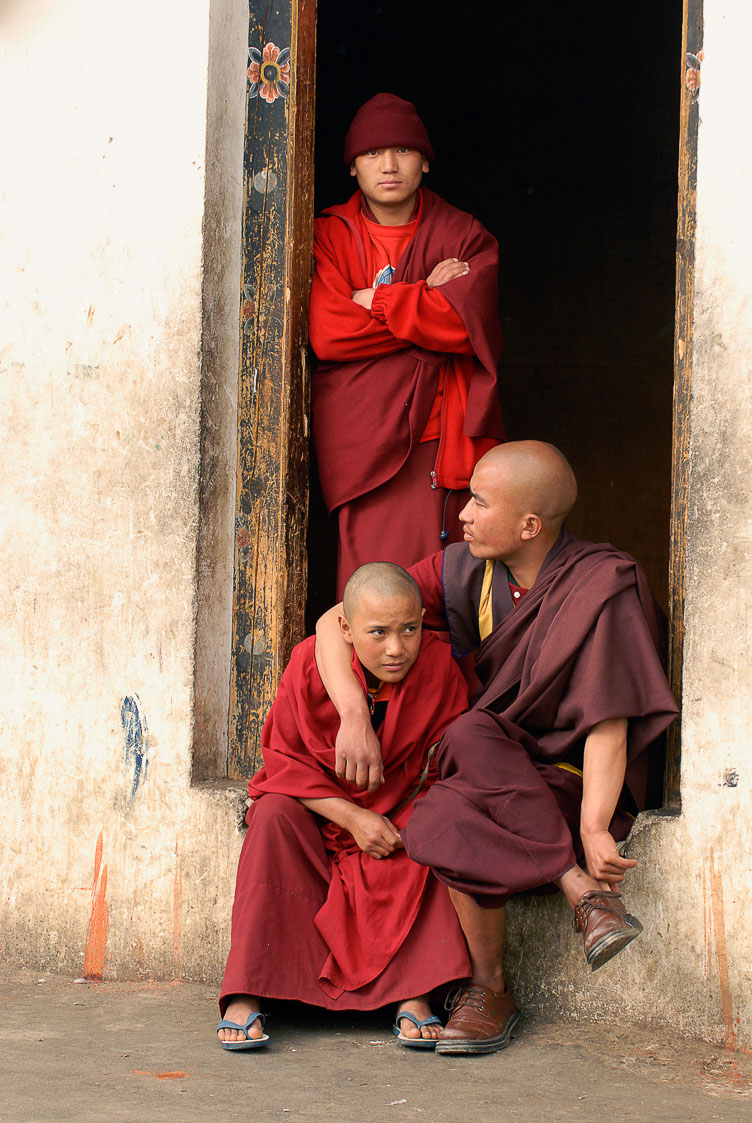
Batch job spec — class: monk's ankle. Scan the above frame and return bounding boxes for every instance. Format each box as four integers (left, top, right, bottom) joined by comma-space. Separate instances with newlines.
557, 865, 605, 908
469, 970, 505, 993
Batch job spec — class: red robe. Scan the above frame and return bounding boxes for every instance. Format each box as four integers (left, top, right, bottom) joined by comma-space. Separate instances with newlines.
310, 188, 505, 590
220, 631, 471, 1010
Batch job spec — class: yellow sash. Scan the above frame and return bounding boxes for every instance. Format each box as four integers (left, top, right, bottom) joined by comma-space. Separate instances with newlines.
478, 560, 495, 641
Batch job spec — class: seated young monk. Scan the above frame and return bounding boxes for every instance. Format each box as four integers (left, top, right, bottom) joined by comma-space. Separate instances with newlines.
217, 562, 471, 1051
315, 441, 679, 1055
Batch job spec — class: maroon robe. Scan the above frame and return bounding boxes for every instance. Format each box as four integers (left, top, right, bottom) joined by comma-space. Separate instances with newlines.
402, 535, 679, 905
310, 189, 505, 591
220, 631, 471, 1011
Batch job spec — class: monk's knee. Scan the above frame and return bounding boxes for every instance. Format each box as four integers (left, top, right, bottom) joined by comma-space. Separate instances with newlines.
247, 793, 313, 834
443, 710, 500, 744
437, 709, 539, 786
437, 710, 506, 772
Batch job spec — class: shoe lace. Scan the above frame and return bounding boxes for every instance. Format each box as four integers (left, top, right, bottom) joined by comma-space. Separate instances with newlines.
572, 890, 619, 932
444, 984, 487, 1014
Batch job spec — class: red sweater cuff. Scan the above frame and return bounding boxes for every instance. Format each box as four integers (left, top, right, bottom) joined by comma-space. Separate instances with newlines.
370, 284, 391, 323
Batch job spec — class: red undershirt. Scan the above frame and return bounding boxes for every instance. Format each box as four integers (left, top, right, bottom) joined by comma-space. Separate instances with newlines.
359, 206, 450, 442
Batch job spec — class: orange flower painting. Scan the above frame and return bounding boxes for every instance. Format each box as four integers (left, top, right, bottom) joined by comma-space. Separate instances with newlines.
686, 49, 703, 101
248, 42, 291, 103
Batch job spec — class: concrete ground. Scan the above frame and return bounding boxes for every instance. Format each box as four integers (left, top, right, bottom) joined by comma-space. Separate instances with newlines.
1, 962, 750, 1123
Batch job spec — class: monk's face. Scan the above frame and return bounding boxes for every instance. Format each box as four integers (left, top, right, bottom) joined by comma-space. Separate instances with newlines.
340, 591, 424, 684
349, 147, 429, 214
459, 461, 530, 563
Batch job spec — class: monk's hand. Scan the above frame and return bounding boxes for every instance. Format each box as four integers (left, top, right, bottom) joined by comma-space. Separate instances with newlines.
351, 287, 375, 310
335, 713, 385, 792
348, 808, 404, 859
426, 258, 470, 289
581, 829, 638, 891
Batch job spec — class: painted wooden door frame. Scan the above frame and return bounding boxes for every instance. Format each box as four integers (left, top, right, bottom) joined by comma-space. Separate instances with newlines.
229, 0, 317, 779
228, 0, 693, 802
666, 0, 702, 808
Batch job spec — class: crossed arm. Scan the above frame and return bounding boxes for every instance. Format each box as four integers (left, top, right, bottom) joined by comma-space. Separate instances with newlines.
310, 224, 474, 362
351, 256, 471, 310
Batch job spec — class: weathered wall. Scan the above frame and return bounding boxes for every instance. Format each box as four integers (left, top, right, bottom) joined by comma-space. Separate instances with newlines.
0, 0, 246, 979
507, 0, 752, 1050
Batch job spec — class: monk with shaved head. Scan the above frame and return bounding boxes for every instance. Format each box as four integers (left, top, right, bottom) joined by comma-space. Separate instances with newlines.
218, 562, 473, 1050
316, 442, 678, 1054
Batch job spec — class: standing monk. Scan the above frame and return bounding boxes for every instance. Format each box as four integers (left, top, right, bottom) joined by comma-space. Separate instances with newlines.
315, 442, 679, 1054
309, 93, 505, 596
217, 563, 471, 1051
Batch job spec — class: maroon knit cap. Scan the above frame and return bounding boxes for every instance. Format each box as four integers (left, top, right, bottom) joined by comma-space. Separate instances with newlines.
344, 93, 435, 165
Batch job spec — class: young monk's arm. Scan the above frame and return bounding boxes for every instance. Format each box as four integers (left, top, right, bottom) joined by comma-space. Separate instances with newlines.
580, 716, 638, 890
299, 796, 402, 859
356, 261, 476, 355
315, 605, 385, 793
309, 226, 409, 361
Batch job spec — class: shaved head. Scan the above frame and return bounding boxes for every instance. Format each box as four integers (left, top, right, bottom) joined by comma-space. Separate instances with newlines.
474, 441, 577, 528
342, 562, 422, 621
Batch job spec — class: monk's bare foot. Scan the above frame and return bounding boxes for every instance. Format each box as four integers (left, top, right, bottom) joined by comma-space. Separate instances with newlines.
217, 995, 266, 1044
394, 995, 441, 1042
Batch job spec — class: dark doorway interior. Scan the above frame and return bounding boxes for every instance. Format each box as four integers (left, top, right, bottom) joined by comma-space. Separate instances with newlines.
307, 3, 681, 627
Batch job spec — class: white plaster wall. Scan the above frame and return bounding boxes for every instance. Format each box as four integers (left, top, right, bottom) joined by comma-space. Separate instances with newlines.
0, 0, 247, 979
507, 0, 752, 1049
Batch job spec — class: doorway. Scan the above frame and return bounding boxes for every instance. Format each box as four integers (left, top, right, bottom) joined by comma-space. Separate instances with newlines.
307, 3, 681, 625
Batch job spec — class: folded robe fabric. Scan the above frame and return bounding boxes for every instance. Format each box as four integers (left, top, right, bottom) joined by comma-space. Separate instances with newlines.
248, 630, 468, 998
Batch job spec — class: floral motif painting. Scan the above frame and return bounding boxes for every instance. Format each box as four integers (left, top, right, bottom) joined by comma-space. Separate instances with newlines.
248, 42, 291, 103
686, 50, 703, 102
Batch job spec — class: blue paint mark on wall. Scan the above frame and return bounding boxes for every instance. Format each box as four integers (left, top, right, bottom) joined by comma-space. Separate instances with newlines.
121, 694, 149, 800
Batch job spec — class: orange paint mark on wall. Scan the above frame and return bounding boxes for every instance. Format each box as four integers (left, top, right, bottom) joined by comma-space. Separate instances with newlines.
134, 1070, 191, 1080
702, 865, 711, 982
83, 832, 109, 981
172, 839, 183, 981
708, 855, 737, 1051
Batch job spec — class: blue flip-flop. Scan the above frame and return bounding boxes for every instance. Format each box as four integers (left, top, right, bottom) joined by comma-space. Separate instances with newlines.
217, 1011, 269, 1051
392, 1011, 442, 1050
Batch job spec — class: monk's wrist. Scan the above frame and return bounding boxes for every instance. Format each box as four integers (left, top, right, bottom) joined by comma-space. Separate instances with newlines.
331, 800, 359, 831
339, 703, 371, 726
579, 818, 611, 838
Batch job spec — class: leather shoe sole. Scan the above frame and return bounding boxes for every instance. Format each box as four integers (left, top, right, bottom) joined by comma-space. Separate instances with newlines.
587, 914, 643, 971
434, 1009, 523, 1055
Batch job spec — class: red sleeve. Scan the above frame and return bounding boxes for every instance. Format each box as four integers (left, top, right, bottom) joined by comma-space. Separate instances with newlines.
371, 282, 475, 355
408, 552, 448, 632
309, 221, 409, 362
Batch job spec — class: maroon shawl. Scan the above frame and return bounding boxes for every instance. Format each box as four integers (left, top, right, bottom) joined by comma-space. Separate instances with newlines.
310, 188, 505, 510
442, 535, 679, 808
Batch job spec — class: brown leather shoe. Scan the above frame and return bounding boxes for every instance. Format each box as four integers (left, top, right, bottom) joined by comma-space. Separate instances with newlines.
573, 890, 643, 971
434, 984, 522, 1055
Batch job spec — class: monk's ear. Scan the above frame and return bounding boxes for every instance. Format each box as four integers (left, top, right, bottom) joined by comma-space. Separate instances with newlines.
421, 158, 430, 174
349, 162, 357, 178
339, 613, 354, 646
521, 513, 542, 541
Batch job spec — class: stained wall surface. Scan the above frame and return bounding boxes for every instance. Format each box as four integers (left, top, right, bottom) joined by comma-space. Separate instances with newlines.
0, 0, 246, 980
